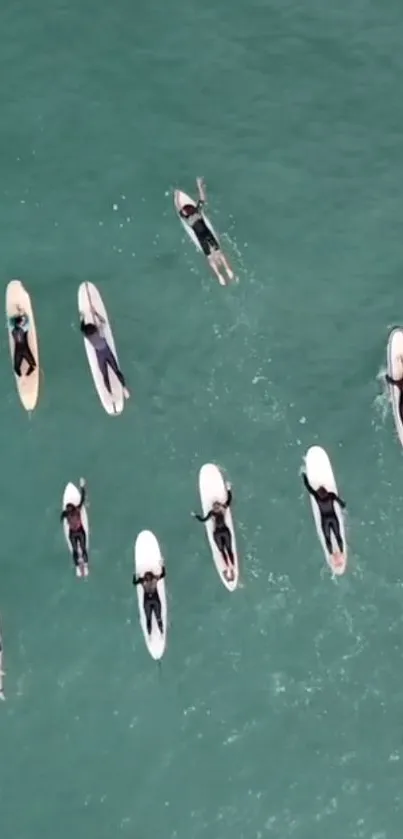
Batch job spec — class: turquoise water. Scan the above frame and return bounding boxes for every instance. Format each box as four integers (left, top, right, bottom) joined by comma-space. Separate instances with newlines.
1, 1, 403, 837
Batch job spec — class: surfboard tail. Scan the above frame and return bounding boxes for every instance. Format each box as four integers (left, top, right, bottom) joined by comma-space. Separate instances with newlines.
331, 552, 347, 575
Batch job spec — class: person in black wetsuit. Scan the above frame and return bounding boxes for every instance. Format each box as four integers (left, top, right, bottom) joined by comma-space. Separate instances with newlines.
179, 178, 234, 284
79, 313, 130, 399
385, 371, 403, 422
60, 478, 89, 576
133, 568, 166, 635
8, 309, 37, 377
302, 473, 346, 555
192, 482, 235, 580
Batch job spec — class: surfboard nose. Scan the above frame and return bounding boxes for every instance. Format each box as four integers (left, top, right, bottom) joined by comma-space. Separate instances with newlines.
306, 445, 323, 459
135, 529, 155, 548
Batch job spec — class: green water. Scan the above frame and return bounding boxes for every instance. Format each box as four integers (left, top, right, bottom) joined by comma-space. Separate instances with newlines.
1, 0, 403, 837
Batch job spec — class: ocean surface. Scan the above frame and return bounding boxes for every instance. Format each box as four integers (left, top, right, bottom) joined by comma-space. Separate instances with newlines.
1, 1, 403, 837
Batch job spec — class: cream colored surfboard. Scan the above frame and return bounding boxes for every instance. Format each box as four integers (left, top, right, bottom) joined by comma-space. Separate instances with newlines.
5, 280, 40, 412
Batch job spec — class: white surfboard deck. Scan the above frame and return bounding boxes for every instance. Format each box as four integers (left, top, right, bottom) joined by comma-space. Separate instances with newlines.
304, 446, 347, 576
134, 530, 167, 660
62, 482, 90, 578
198, 463, 239, 591
387, 327, 403, 447
5, 280, 40, 412
77, 282, 125, 416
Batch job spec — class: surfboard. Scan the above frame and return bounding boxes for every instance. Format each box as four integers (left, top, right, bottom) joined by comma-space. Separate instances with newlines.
174, 189, 220, 253
387, 327, 403, 447
5, 279, 40, 412
62, 482, 90, 578
198, 463, 239, 591
134, 530, 167, 660
304, 446, 347, 576
77, 282, 125, 416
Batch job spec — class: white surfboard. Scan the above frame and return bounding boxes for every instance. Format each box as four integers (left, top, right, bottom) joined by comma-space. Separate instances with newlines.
62, 482, 90, 578
304, 446, 347, 576
134, 530, 167, 660
387, 327, 403, 447
77, 282, 125, 416
174, 189, 220, 253
5, 279, 40, 412
198, 463, 239, 591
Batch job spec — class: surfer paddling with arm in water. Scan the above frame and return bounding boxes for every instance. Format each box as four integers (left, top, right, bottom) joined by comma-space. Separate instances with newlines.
192, 482, 235, 581
179, 178, 234, 286
60, 478, 89, 577
132, 568, 166, 636
79, 312, 130, 400
301, 472, 346, 564
385, 369, 403, 422
8, 305, 37, 378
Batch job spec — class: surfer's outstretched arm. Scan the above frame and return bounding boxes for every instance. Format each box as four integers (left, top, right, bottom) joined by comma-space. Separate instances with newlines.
224, 486, 232, 508
196, 176, 206, 204
93, 310, 106, 326
158, 567, 166, 580
78, 478, 86, 509
132, 574, 143, 586
192, 510, 213, 523
302, 473, 317, 498
330, 492, 346, 509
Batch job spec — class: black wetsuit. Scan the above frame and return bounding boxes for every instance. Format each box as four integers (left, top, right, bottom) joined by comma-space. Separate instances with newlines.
386, 373, 403, 423
303, 474, 345, 553
80, 320, 126, 395
180, 201, 219, 256
60, 486, 88, 567
133, 568, 166, 635
195, 489, 234, 565
10, 315, 36, 377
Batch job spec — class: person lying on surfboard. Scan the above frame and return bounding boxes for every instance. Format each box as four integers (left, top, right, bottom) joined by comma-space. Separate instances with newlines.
385, 371, 403, 422
191, 483, 235, 581
79, 312, 130, 400
302, 473, 346, 561
132, 568, 165, 636
179, 177, 234, 286
60, 478, 89, 577
8, 306, 37, 378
